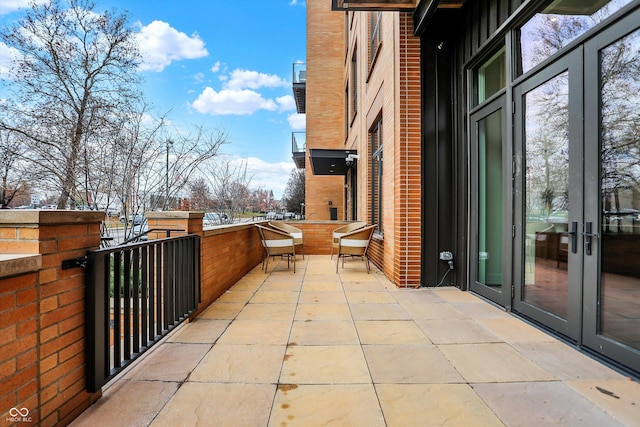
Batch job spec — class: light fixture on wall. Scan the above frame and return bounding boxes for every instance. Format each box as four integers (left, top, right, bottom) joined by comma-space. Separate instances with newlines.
345, 153, 360, 167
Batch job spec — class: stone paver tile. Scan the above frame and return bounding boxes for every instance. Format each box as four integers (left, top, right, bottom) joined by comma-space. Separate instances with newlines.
450, 301, 512, 319
346, 291, 396, 304
342, 279, 388, 292
217, 320, 291, 345
215, 290, 254, 304
432, 287, 483, 302
70, 380, 178, 427
476, 317, 558, 343
269, 384, 385, 427
364, 344, 464, 384
376, 384, 503, 426
280, 345, 370, 384
228, 280, 262, 292
123, 343, 210, 382
473, 382, 625, 427
566, 379, 640, 427
289, 320, 359, 345
301, 280, 343, 292
166, 319, 230, 343
295, 303, 352, 321
439, 343, 555, 383
350, 303, 410, 320
197, 302, 244, 320
151, 383, 275, 427
298, 291, 347, 304
300, 273, 341, 283
400, 302, 468, 320
416, 319, 500, 344
355, 320, 429, 345
512, 342, 626, 381
190, 344, 286, 383
390, 289, 446, 304
236, 303, 297, 321
250, 290, 300, 304
263, 270, 304, 285
258, 280, 303, 291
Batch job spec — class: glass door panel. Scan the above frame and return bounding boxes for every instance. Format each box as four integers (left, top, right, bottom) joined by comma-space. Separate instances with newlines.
584, 13, 640, 371
598, 28, 640, 351
523, 71, 570, 320
477, 110, 503, 288
470, 96, 509, 306
513, 49, 583, 340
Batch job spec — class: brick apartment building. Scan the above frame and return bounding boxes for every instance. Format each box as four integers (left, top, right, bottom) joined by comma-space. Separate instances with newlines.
300, 0, 640, 375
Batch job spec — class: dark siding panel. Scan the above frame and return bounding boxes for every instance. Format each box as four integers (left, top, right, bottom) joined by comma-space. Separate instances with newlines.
461, 0, 524, 63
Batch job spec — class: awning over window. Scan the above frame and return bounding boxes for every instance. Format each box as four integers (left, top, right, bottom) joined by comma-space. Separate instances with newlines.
309, 149, 358, 176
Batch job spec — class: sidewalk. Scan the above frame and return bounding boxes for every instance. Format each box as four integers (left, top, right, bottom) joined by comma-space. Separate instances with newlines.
71, 255, 640, 426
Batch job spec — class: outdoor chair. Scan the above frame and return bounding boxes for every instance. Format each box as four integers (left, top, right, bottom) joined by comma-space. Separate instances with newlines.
255, 224, 296, 274
331, 221, 367, 258
335, 224, 377, 273
269, 221, 304, 259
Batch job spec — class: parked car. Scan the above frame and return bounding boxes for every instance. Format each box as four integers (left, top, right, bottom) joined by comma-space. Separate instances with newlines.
266, 212, 277, 220
119, 214, 144, 225
284, 212, 295, 219
204, 212, 221, 226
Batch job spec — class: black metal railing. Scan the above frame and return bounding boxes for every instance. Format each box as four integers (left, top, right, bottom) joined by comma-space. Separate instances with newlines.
85, 234, 200, 392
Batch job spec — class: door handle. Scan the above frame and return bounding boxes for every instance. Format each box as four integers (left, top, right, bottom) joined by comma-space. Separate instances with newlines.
569, 221, 578, 254
583, 221, 598, 256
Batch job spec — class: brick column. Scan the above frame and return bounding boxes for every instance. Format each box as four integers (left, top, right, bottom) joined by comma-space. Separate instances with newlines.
0, 210, 104, 426
145, 211, 204, 240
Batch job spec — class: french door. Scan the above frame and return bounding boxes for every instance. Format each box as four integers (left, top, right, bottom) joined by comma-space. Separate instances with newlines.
512, 8, 640, 370
469, 96, 511, 307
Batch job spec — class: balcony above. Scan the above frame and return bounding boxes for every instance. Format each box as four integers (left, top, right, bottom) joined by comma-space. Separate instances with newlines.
292, 62, 306, 114
292, 132, 306, 169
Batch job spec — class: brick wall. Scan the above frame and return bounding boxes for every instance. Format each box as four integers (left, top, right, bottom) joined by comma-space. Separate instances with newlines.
305, 0, 346, 221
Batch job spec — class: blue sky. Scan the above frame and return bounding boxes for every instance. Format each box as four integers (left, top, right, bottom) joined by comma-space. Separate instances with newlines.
0, 0, 306, 198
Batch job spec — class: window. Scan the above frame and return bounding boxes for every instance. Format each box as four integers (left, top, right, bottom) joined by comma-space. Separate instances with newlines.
370, 117, 383, 234
369, 11, 382, 69
474, 46, 506, 105
517, 0, 632, 75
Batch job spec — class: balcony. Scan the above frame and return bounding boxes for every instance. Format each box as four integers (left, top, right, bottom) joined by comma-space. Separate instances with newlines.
292, 62, 306, 114
2, 212, 638, 425
292, 131, 306, 169
71, 255, 638, 426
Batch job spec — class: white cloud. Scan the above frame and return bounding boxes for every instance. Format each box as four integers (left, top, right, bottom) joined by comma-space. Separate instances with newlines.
287, 113, 306, 130
210, 61, 221, 73
276, 95, 296, 111
224, 69, 288, 91
191, 87, 277, 115
0, 0, 46, 15
241, 157, 296, 199
289, 0, 306, 6
0, 42, 22, 79
136, 20, 208, 72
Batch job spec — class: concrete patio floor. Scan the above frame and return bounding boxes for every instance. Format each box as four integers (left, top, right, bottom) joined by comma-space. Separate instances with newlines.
71, 255, 640, 426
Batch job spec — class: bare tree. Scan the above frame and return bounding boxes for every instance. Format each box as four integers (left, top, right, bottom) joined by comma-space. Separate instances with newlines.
283, 168, 305, 214
204, 157, 253, 222
188, 177, 213, 210
0, 130, 29, 208
0, 0, 142, 208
